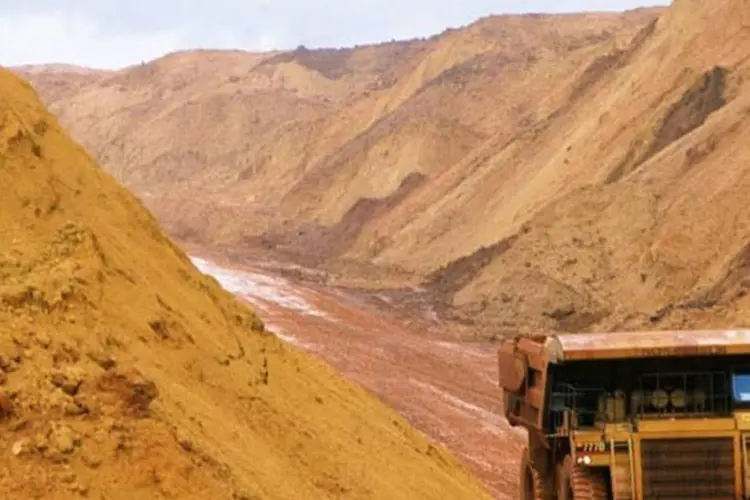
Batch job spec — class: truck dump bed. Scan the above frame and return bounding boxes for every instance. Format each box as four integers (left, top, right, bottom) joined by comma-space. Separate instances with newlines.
546, 329, 750, 362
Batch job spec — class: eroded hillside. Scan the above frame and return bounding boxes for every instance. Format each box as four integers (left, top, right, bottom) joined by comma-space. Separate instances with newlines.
0, 68, 491, 499
23, 3, 750, 337
16, 9, 659, 248
444, 0, 750, 335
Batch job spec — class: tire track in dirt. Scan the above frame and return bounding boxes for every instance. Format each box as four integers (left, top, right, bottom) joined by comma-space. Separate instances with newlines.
191, 256, 524, 498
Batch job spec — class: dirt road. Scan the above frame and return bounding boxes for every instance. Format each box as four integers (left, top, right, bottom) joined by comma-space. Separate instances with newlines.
191, 256, 524, 498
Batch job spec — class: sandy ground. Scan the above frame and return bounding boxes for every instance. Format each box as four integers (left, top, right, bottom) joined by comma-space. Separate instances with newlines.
191, 256, 525, 498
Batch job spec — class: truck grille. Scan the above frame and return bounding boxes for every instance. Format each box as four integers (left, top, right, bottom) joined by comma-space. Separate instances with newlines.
641, 437, 735, 499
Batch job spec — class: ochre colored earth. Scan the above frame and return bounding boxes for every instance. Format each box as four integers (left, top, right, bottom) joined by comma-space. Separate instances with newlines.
22, 3, 750, 338
0, 68, 490, 499
8, 0, 750, 498
15, 8, 677, 337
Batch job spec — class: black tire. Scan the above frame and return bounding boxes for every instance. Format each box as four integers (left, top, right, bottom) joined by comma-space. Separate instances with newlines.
556, 455, 608, 500
519, 446, 547, 500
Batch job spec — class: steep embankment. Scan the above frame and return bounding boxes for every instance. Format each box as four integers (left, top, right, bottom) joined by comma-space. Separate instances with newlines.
438, 0, 750, 334
0, 67, 490, 499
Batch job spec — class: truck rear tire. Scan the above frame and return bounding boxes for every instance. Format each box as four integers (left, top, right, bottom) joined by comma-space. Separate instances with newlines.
556, 455, 609, 500
519, 446, 546, 500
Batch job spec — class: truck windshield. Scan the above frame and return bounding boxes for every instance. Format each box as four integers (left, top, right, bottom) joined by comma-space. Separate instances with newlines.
732, 372, 750, 403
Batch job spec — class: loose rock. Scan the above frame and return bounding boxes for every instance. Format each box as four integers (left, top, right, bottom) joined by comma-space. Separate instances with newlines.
48, 423, 80, 454
50, 366, 85, 396
11, 438, 31, 457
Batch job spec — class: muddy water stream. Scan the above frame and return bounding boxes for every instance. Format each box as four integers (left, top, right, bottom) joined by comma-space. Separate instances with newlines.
192, 256, 524, 498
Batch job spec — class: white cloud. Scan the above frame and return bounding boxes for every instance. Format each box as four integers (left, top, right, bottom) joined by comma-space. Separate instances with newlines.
0, 10, 187, 68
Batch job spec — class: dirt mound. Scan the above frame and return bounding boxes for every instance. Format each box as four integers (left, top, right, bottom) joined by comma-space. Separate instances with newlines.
433, 0, 750, 334
0, 68, 491, 499
250, 172, 428, 268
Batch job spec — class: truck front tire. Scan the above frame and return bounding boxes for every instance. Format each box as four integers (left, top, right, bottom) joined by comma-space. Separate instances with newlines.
519, 446, 546, 500
556, 455, 609, 500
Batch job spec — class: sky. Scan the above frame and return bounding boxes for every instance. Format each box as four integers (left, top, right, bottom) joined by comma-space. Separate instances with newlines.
1, 0, 666, 69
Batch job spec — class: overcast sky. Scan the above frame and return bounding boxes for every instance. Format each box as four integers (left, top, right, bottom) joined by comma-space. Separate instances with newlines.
1, 0, 665, 69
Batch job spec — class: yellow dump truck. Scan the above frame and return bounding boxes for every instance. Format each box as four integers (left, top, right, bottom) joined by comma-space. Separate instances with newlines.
498, 329, 750, 499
